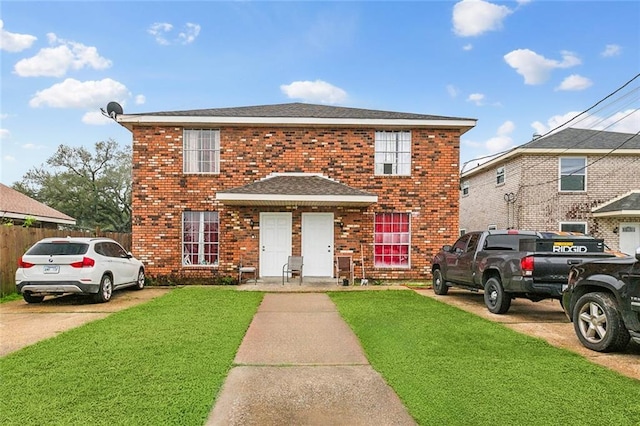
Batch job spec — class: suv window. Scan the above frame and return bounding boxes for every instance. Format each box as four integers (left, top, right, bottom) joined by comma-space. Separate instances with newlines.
107, 242, 128, 258
26, 242, 89, 256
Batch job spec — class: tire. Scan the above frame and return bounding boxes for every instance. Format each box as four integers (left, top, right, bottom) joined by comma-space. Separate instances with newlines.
572, 292, 630, 353
432, 269, 449, 295
484, 277, 511, 314
94, 275, 113, 303
134, 269, 145, 290
23, 293, 44, 304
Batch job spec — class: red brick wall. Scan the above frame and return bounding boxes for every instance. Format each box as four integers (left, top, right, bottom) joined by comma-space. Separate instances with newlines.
131, 125, 460, 281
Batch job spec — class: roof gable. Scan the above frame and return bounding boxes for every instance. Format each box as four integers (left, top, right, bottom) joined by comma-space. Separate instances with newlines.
592, 190, 640, 217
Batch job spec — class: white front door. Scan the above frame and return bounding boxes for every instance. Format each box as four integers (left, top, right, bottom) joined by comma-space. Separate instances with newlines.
260, 213, 292, 276
619, 222, 640, 256
302, 213, 334, 277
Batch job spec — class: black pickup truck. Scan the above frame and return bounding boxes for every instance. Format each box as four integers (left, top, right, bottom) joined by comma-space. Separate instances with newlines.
431, 230, 615, 314
562, 247, 640, 352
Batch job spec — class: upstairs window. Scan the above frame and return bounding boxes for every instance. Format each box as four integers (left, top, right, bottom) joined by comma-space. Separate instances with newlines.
462, 181, 469, 196
496, 166, 505, 185
559, 157, 586, 192
374, 212, 410, 268
182, 211, 219, 266
184, 129, 220, 174
375, 131, 411, 176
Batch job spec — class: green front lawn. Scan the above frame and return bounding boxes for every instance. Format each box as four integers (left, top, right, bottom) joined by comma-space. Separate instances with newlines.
0, 287, 263, 425
2, 289, 638, 425
330, 291, 640, 425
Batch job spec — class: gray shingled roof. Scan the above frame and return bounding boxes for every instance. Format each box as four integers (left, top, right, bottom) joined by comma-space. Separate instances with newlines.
593, 191, 640, 214
128, 102, 474, 121
0, 183, 76, 224
524, 128, 640, 150
216, 174, 378, 207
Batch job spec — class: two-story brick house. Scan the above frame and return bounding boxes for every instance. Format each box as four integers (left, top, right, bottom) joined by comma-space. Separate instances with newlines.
116, 102, 476, 281
460, 128, 640, 254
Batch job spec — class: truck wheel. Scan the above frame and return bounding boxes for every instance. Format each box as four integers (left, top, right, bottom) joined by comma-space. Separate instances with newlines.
484, 277, 511, 314
432, 269, 449, 295
573, 292, 630, 353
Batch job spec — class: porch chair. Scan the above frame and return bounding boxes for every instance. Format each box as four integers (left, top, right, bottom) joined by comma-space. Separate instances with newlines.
238, 256, 257, 284
282, 256, 304, 285
335, 256, 354, 286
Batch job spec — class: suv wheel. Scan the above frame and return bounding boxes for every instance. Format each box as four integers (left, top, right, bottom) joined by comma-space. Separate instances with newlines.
23, 293, 45, 304
573, 292, 630, 352
134, 269, 145, 290
432, 269, 449, 295
94, 275, 113, 303
484, 277, 511, 314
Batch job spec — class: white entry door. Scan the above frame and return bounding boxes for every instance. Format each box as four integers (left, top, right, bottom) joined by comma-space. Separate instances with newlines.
619, 222, 640, 256
302, 213, 334, 277
260, 213, 292, 276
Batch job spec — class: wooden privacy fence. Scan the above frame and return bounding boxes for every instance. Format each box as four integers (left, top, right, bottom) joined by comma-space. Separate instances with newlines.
0, 227, 131, 296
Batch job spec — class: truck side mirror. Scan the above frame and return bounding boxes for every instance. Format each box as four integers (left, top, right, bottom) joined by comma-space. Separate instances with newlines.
442, 245, 452, 252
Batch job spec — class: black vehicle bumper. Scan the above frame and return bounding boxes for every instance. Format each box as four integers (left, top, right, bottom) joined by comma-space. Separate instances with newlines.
17, 281, 100, 295
506, 277, 563, 297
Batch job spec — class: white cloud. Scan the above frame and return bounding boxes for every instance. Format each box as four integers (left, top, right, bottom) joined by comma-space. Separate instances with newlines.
4, 155, 16, 162
280, 80, 347, 104
452, 0, 513, 37
601, 44, 621, 57
485, 120, 515, 152
29, 78, 130, 109
135, 94, 146, 105
467, 93, 485, 106
504, 49, 581, 85
0, 128, 10, 139
14, 33, 111, 77
463, 43, 473, 51
148, 22, 200, 45
555, 74, 593, 91
531, 109, 640, 136
0, 20, 37, 52
22, 143, 38, 149
82, 110, 114, 125
446, 84, 460, 98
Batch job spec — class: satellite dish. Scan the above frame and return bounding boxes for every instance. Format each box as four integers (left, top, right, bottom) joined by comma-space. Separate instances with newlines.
105, 101, 123, 118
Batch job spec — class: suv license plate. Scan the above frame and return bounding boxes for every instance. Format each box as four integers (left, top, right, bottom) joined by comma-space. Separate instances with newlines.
43, 265, 60, 274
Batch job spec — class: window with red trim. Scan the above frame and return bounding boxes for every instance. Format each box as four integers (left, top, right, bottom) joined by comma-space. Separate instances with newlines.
374, 212, 410, 268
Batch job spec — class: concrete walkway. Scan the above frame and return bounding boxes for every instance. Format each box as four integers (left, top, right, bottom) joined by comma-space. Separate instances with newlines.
206, 293, 416, 425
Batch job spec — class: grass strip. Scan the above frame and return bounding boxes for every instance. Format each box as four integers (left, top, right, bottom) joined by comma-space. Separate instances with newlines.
330, 291, 640, 425
0, 287, 263, 425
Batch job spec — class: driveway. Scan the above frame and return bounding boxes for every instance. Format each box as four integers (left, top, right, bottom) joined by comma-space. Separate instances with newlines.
415, 287, 640, 381
0, 288, 171, 357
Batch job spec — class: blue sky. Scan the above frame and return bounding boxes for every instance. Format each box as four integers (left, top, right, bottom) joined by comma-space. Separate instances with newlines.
1, 0, 639, 185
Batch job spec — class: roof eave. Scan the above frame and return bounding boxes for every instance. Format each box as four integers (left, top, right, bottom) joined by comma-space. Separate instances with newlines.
117, 115, 476, 133
216, 193, 378, 207
1, 211, 77, 225
592, 210, 640, 218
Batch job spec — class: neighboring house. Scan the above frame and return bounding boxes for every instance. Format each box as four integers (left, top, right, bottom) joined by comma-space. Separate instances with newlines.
460, 128, 640, 254
116, 102, 476, 280
0, 183, 76, 228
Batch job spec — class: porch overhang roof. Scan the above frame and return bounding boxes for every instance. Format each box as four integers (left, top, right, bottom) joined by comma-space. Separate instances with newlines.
216, 174, 378, 207
592, 191, 640, 218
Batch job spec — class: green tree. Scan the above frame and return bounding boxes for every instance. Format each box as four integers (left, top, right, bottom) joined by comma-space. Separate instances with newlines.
13, 140, 132, 232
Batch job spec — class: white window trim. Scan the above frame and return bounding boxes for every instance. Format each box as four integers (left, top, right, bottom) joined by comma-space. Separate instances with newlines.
183, 129, 221, 174
373, 212, 411, 269
182, 211, 219, 267
374, 130, 411, 176
496, 166, 505, 186
559, 221, 588, 234
461, 181, 470, 197
558, 157, 587, 193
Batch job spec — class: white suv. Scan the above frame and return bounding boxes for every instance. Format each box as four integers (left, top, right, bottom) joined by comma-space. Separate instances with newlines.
16, 237, 145, 304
